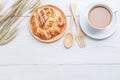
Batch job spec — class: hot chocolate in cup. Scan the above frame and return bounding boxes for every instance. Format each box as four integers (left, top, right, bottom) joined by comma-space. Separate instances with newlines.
87, 4, 113, 31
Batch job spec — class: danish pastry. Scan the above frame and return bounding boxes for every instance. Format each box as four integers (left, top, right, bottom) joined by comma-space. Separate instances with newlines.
29, 5, 67, 42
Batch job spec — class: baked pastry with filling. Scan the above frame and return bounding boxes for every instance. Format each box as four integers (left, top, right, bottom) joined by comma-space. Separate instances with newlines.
29, 5, 67, 42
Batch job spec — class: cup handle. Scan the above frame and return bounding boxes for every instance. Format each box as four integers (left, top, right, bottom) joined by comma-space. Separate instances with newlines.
114, 9, 120, 15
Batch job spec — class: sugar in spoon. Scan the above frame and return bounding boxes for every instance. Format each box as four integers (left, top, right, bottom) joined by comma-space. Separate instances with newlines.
64, 16, 74, 49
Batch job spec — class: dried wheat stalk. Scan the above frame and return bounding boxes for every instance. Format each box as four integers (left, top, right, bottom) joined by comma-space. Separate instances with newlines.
0, 0, 42, 45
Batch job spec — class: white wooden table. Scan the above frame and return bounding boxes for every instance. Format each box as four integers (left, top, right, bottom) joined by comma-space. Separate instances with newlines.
0, 0, 120, 80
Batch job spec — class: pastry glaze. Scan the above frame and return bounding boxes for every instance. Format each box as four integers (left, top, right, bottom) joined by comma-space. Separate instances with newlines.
29, 5, 67, 42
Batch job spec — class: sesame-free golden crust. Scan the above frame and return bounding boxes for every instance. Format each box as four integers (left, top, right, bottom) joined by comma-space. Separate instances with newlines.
29, 5, 67, 42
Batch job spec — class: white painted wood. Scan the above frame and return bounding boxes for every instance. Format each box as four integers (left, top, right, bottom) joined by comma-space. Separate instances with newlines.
0, 65, 120, 80
0, 0, 120, 65
1, 0, 120, 80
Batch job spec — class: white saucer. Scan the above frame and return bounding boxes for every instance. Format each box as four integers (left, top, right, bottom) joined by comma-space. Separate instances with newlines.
80, 4, 117, 40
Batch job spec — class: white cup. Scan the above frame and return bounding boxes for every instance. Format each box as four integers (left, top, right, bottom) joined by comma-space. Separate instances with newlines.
86, 3, 116, 32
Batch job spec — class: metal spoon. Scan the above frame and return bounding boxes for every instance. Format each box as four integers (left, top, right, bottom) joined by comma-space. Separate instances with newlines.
64, 16, 74, 49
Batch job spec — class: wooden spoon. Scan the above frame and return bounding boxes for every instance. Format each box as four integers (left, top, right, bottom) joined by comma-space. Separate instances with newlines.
64, 16, 74, 48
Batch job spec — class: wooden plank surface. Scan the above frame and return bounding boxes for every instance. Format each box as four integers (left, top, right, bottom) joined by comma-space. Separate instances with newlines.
0, 65, 120, 80
0, 0, 120, 80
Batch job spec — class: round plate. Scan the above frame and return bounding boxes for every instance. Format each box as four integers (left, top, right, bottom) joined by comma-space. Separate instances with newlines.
29, 5, 67, 42
80, 4, 117, 40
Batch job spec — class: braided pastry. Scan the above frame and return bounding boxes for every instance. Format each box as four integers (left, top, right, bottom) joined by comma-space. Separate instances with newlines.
29, 5, 67, 42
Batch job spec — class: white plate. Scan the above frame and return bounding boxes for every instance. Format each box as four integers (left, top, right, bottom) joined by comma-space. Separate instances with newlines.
80, 4, 117, 40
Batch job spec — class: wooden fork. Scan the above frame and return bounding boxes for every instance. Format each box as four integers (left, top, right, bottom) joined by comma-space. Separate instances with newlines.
70, 3, 86, 48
